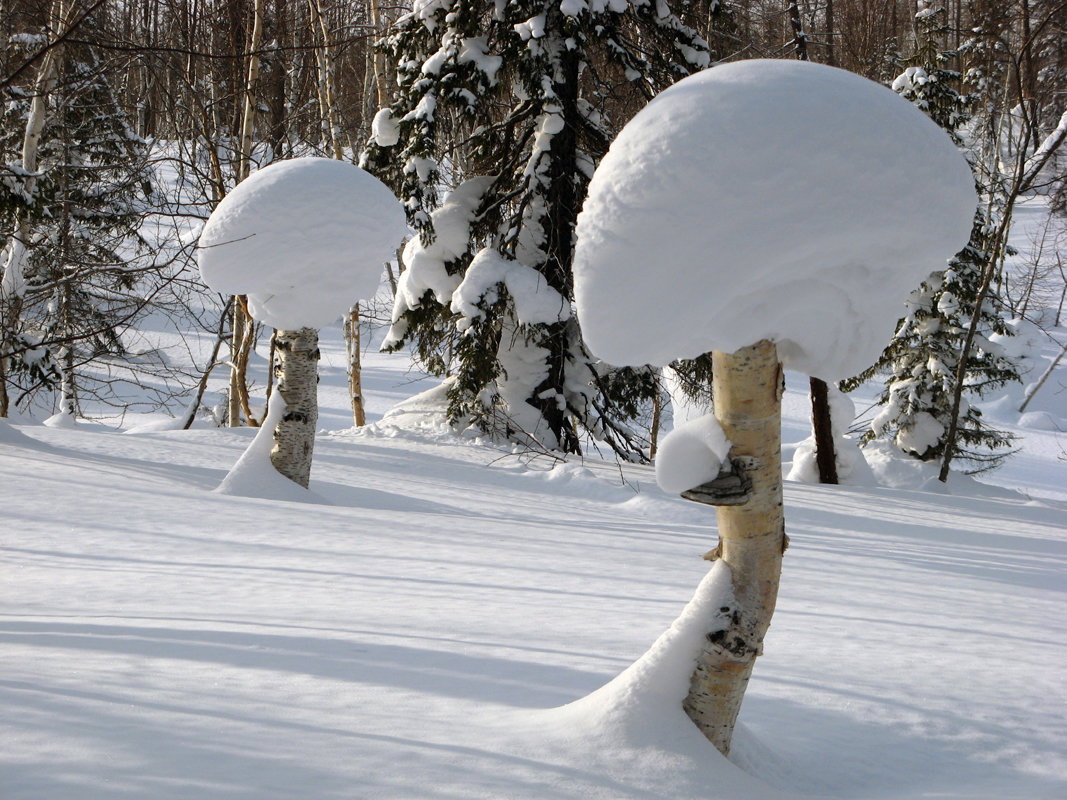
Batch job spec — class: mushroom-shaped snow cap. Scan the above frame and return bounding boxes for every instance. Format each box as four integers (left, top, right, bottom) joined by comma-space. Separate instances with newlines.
198, 157, 407, 330
574, 60, 977, 381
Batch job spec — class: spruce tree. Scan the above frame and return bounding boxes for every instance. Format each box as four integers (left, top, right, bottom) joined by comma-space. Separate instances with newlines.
362, 0, 719, 456
1, 43, 153, 418
847, 3, 1018, 470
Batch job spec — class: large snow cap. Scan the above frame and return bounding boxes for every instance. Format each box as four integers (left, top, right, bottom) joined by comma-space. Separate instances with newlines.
574, 60, 977, 380
198, 158, 407, 330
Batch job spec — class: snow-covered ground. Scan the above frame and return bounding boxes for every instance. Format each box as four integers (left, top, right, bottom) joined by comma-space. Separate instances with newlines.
2, 319, 1064, 799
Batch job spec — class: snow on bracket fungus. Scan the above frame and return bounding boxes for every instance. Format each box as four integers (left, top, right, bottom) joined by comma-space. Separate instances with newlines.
572, 60, 976, 756
198, 157, 407, 489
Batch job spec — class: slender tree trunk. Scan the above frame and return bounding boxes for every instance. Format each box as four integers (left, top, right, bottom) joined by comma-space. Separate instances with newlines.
345, 303, 366, 426
788, 1, 809, 60
684, 340, 785, 756
270, 327, 319, 487
825, 0, 835, 66
238, 0, 264, 182
308, 0, 344, 159
368, 0, 391, 108
226, 0, 265, 428
236, 299, 259, 426
227, 297, 246, 426
786, 2, 837, 483
0, 4, 65, 417
182, 298, 233, 430
649, 374, 663, 460
809, 377, 839, 484
1018, 340, 1067, 414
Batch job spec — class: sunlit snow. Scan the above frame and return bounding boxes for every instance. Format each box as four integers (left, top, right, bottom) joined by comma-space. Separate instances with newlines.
574, 60, 976, 380
197, 157, 407, 330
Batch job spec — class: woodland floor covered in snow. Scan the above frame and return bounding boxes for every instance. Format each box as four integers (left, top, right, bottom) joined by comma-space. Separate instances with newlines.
1, 325, 1065, 799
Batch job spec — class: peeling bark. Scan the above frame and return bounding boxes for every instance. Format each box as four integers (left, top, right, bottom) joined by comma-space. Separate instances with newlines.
684, 340, 785, 756
270, 327, 319, 488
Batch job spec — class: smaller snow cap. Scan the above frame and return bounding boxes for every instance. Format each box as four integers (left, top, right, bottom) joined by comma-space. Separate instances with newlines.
574, 60, 977, 380
655, 413, 731, 494
198, 158, 407, 330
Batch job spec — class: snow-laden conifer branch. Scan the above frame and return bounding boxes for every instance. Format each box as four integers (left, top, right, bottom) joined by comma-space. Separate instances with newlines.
362, 0, 716, 455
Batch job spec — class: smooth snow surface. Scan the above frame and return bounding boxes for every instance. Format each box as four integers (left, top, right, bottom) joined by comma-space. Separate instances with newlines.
656, 412, 732, 493
197, 158, 407, 329
1, 329, 1065, 799
574, 60, 976, 379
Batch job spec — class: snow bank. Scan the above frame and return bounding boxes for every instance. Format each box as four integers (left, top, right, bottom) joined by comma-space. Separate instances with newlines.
861, 439, 1024, 498
547, 561, 734, 732
0, 419, 35, 445
574, 60, 976, 380
198, 158, 407, 330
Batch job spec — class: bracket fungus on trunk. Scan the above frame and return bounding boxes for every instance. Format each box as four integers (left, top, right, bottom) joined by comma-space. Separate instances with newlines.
572, 59, 976, 754
198, 157, 407, 489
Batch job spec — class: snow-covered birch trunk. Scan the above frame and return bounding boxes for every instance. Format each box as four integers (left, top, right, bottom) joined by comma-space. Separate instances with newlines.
683, 339, 785, 756
270, 327, 319, 488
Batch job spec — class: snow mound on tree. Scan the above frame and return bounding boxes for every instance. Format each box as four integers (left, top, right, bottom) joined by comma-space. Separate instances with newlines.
788, 386, 875, 485
215, 397, 324, 503
656, 413, 731, 493
574, 59, 976, 380
517, 561, 785, 797
198, 158, 407, 330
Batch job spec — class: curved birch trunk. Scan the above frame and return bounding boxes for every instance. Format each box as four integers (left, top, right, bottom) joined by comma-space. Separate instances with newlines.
270, 327, 319, 488
683, 339, 785, 755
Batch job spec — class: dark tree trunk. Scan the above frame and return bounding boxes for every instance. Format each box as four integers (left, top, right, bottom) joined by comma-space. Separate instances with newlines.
809, 376, 839, 484
530, 38, 582, 453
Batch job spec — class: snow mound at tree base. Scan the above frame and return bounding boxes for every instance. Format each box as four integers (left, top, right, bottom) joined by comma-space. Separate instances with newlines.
496, 563, 791, 799
861, 440, 1025, 499
215, 398, 325, 503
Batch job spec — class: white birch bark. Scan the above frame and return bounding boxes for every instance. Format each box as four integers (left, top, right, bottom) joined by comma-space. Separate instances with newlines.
270, 327, 319, 488
1, 21, 62, 303
344, 304, 366, 427
308, 0, 344, 159
227, 0, 264, 427
1, 4, 66, 417
237, 0, 265, 183
683, 339, 786, 755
